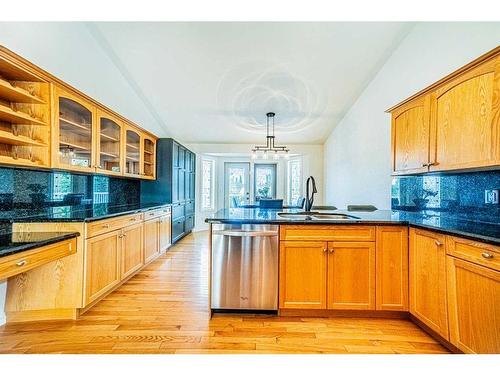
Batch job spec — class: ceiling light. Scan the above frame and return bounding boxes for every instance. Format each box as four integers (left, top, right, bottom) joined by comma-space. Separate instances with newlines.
251, 112, 290, 158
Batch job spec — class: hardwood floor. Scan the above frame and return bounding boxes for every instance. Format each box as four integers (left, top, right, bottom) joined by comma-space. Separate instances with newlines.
0, 231, 449, 354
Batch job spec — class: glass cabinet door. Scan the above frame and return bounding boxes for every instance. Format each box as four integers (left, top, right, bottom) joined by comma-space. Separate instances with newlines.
97, 111, 122, 174
125, 129, 140, 176
56, 89, 94, 170
143, 137, 155, 178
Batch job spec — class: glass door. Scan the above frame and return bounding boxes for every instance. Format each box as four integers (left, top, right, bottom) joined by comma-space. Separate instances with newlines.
55, 88, 95, 171
224, 162, 250, 208
97, 110, 122, 175
143, 137, 155, 178
125, 128, 141, 176
254, 164, 277, 201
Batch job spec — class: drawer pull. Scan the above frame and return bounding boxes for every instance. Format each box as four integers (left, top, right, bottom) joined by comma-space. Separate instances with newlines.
102, 224, 110, 229
130, 218, 137, 222
435, 240, 443, 246
482, 252, 494, 259
16, 260, 27, 267
323, 248, 327, 253
329, 248, 334, 253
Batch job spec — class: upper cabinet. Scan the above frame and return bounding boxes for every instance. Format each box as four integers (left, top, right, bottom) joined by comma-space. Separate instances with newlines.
390, 48, 500, 175
430, 57, 500, 171
53, 86, 96, 172
0, 54, 51, 168
0, 46, 157, 179
96, 109, 123, 176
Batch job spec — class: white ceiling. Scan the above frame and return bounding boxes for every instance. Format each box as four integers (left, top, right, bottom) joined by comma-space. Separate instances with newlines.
90, 22, 413, 144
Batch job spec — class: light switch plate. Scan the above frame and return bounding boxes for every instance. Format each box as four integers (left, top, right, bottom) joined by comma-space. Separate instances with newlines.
484, 189, 499, 204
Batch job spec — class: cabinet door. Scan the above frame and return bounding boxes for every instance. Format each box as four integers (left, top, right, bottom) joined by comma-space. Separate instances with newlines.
142, 136, 155, 179
327, 241, 376, 310
144, 218, 160, 263
121, 223, 144, 279
430, 56, 500, 171
159, 214, 172, 253
279, 241, 327, 309
391, 95, 431, 175
376, 226, 409, 311
409, 228, 449, 339
53, 86, 96, 172
172, 217, 185, 243
85, 230, 121, 305
124, 127, 141, 177
178, 169, 186, 201
172, 166, 179, 203
173, 142, 180, 168
447, 256, 500, 353
96, 109, 123, 176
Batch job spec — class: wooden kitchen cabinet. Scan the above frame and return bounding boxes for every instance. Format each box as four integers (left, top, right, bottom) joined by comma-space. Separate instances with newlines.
391, 95, 431, 175
52, 85, 97, 173
84, 230, 121, 305
409, 228, 449, 339
376, 226, 409, 311
121, 222, 144, 279
159, 214, 172, 253
96, 108, 123, 176
446, 256, 500, 353
429, 55, 500, 172
279, 241, 327, 309
144, 217, 160, 264
327, 241, 376, 310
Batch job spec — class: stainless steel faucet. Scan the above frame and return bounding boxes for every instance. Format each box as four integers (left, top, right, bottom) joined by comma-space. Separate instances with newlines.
304, 176, 317, 212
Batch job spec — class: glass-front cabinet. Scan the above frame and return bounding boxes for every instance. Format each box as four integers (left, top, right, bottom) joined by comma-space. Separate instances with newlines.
97, 110, 123, 175
54, 87, 96, 172
143, 137, 155, 179
125, 127, 141, 177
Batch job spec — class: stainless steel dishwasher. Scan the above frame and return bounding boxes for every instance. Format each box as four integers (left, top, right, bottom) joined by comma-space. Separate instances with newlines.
211, 223, 279, 311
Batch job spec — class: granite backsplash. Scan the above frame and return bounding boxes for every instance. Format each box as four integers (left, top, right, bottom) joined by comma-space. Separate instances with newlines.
0, 166, 140, 211
392, 170, 500, 224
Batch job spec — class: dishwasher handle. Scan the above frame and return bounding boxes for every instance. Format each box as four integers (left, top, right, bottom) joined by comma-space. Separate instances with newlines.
213, 229, 278, 237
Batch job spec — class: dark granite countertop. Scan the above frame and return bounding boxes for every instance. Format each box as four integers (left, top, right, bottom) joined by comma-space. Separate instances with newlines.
206, 208, 500, 246
0, 231, 80, 258
0, 202, 170, 223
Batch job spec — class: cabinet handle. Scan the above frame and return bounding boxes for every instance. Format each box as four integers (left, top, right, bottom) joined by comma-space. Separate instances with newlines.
16, 260, 27, 267
422, 163, 430, 167
323, 248, 327, 253
102, 224, 110, 229
435, 240, 443, 246
482, 252, 494, 259
130, 218, 137, 221
329, 248, 334, 253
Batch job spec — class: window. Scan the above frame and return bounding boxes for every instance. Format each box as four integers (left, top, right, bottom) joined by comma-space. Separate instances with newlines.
202, 159, 215, 210
51, 173, 72, 201
254, 164, 277, 201
287, 159, 302, 205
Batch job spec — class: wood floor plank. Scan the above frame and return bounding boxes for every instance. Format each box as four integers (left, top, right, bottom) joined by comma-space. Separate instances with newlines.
0, 231, 449, 354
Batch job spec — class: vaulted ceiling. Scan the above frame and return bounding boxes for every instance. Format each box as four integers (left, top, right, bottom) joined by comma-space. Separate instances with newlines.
90, 22, 413, 144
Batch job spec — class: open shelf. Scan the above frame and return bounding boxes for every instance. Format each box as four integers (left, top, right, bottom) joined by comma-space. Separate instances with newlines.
0, 77, 46, 104
0, 129, 46, 147
0, 154, 45, 167
0, 103, 46, 126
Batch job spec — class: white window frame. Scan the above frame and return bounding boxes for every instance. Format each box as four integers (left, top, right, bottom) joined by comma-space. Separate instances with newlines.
287, 157, 303, 205
201, 158, 216, 211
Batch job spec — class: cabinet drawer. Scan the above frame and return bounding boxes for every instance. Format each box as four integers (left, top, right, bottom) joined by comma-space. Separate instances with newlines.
172, 203, 185, 219
86, 213, 143, 238
143, 206, 171, 221
280, 225, 376, 242
446, 235, 500, 272
185, 200, 195, 215
172, 218, 185, 241
0, 238, 76, 280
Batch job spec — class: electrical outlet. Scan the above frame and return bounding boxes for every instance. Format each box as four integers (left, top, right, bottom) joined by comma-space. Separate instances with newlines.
484, 189, 499, 204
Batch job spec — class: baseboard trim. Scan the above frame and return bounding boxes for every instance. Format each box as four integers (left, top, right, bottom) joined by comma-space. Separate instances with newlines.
410, 315, 462, 353
279, 309, 409, 319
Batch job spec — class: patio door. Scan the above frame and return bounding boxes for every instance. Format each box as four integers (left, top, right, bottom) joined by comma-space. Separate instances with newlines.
224, 162, 250, 208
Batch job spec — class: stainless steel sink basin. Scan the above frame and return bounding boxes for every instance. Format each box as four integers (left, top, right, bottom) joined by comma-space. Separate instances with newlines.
278, 212, 360, 220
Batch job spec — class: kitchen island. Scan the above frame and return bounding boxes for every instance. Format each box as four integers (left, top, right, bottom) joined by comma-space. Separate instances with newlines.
206, 207, 500, 354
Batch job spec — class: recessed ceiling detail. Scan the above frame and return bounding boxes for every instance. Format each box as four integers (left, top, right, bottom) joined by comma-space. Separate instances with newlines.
216, 61, 327, 134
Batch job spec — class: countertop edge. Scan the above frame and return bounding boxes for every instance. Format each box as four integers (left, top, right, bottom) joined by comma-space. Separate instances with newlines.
0, 231, 80, 259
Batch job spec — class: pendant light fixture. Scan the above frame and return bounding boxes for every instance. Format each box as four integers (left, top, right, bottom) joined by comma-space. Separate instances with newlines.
251, 112, 290, 159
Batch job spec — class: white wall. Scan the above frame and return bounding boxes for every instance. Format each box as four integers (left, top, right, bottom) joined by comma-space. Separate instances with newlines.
0, 22, 166, 137
323, 23, 500, 209
185, 143, 324, 231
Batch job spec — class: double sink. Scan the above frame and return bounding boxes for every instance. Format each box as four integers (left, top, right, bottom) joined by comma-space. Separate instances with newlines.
278, 212, 360, 221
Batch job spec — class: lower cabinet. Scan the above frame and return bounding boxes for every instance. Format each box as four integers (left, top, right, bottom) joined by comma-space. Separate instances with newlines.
172, 217, 185, 243
85, 230, 121, 305
327, 241, 376, 310
159, 214, 172, 253
121, 222, 144, 279
144, 217, 160, 263
409, 228, 449, 339
279, 241, 327, 309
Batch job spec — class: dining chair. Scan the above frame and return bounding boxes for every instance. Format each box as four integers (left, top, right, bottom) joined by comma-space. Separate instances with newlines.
259, 199, 284, 209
